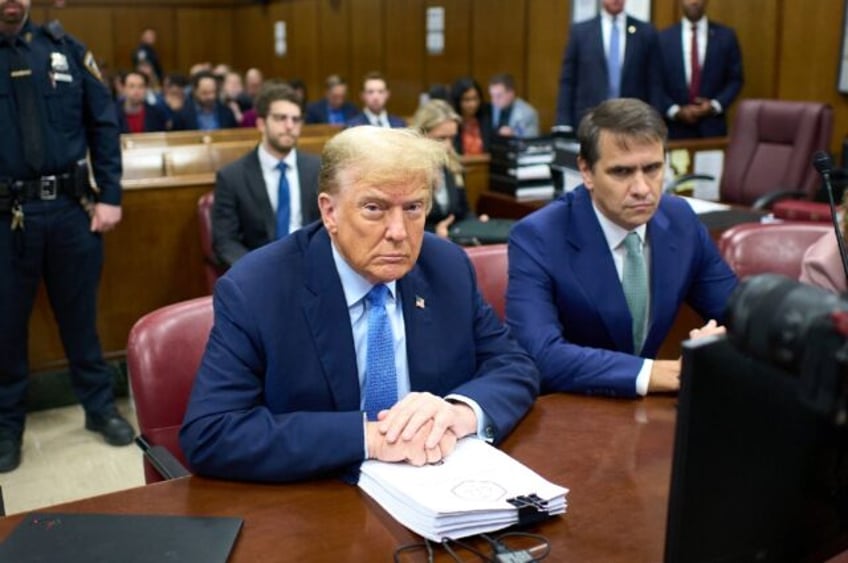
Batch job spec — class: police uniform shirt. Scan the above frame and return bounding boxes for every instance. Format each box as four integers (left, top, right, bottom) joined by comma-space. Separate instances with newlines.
0, 19, 121, 204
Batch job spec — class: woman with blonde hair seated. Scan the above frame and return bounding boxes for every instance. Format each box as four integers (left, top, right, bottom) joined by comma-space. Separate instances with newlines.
411, 99, 488, 238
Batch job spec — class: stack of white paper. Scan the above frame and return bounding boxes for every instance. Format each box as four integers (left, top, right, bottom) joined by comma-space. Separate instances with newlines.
358, 438, 569, 541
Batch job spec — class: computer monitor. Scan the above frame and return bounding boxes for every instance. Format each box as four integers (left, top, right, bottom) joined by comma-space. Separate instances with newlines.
665, 336, 848, 563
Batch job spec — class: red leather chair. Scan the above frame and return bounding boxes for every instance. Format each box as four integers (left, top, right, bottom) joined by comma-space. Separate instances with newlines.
198, 191, 226, 294
720, 99, 833, 209
127, 296, 214, 483
718, 222, 833, 280
464, 244, 508, 321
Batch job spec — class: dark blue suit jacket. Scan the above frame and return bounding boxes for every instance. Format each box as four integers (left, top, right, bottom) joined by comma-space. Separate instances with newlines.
172, 101, 238, 131
116, 102, 169, 133
345, 112, 407, 128
658, 21, 743, 138
506, 186, 737, 397
304, 99, 358, 125
181, 222, 539, 482
556, 15, 663, 127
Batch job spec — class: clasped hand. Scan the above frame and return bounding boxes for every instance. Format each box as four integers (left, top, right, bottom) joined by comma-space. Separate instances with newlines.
366, 392, 478, 466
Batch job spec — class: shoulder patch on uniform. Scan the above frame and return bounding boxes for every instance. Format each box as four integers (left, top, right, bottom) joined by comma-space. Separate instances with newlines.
83, 51, 104, 82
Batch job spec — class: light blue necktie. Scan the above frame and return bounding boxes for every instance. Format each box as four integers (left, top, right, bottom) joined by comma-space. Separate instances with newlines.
363, 284, 398, 421
275, 161, 290, 240
608, 16, 622, 99
622, 232, 648, 354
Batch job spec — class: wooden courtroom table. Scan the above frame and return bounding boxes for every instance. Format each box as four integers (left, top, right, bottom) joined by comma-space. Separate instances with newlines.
0, 394, 677, 562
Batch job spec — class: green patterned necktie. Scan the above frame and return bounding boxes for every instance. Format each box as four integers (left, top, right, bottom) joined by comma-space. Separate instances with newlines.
622, 232, 648, 354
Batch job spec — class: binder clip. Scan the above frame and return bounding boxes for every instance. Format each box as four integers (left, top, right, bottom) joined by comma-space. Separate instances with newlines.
506, 493, 549, 526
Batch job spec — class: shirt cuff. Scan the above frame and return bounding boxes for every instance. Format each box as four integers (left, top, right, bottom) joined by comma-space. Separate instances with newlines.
667, 104, 681, 120
710, 99, 723, 115
635, 359, 653, 396
445, 394, 495, 442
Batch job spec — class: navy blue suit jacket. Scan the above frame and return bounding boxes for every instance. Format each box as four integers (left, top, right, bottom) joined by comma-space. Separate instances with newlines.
304, 99, 358, 125
345, 112, 407, 128
180, 222, 539, 482
556, 15, 663, 127
172, 101, 238, 131
116, 102, 169, 133
658, 21, 743, 138
506, 186, 737, 397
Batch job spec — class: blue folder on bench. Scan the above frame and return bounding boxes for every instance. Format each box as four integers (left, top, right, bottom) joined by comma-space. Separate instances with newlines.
0, 512, 243, 563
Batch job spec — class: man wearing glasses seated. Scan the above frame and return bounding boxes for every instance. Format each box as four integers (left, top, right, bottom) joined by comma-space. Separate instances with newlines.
212, 83, 321, 268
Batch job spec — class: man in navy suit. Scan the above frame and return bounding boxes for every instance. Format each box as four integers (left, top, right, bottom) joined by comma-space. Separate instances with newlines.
346, 72, 407, 128
658, 0, 743, 139
305, 74, 358, 125
172, 70, 237, 131
507, 99, 736, 398
555, 0, 663, 131
212, 83, 321, 267
181, 126, 539, 483
116, 71, 169, 133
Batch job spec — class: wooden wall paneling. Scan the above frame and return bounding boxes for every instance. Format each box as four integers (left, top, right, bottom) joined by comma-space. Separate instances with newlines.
110, 8, 178, 77
317, 0, 352, 90
651, 0, 680, 30
384, 0, 425, 116
349, 0, 385, 101
275, 0, 321, 100
175, 8, 235, 73
470, 0, 527, 100
46, 6, 115, 70
233, 4, 276, 78
423, 0, 472, 95
525, 0, 569, 133
778, 0, 844, 155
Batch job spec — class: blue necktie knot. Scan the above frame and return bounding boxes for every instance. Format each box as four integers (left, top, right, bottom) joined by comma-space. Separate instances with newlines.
364, 284, 397, 421
275, 160, 290, 240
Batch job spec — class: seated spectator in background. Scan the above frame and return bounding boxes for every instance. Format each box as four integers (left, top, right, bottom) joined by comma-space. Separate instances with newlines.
426, 83, 450, 102
221, 71, 251, 125
488, 73, 539, 138
450, 77, 493, 155
506, 98, 736, 397
800, 199, 848, 293
347, 72, 407, 128
658, 0, 743, 139
181, 125, 539, 483
163, 73, 188, 116
212, 84, 321, 268
132, 27, 163, 83
172, 70, 238, 131
305, 74, 358, 125
117, 71, 169, 133
411, 100, 488, 238
289, 78, 308, 111
244, 67, 264, 103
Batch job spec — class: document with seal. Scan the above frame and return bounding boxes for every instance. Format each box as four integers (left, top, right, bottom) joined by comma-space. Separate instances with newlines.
358, 437, 568, 541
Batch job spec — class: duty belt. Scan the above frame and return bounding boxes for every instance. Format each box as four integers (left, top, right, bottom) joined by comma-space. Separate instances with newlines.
0, 172, 81, 202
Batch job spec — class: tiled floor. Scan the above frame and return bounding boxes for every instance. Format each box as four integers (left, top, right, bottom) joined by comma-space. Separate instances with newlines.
0, 398, 144, 516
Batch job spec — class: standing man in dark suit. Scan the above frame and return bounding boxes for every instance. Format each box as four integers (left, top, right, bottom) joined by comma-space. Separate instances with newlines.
172, 70, 237, 131
305, 74, 358, 125
507, 99, 736, 398
212, 84, 321, 267
555, 0, 663, 131
658, 0, 743, 139
346, 72, 407, 128
181, 126, 539, 483
131, 28, 163, 84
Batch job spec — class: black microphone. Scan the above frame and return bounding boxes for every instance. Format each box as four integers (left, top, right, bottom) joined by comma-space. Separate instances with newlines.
812, 150, 848, 285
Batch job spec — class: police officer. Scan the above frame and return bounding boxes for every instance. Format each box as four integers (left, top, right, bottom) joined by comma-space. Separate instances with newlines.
0, 0, 134, 472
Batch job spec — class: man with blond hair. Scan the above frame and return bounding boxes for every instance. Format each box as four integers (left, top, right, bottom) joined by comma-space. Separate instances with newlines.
181, 126, 539, 483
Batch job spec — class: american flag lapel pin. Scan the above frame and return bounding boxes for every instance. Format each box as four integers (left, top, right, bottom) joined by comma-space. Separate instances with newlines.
415, 295, 426, 309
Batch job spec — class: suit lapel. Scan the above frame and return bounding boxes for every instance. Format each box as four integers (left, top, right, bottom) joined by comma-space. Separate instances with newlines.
245, 148, 277, 238
592, 16, 609, 75
302, 228, 361, 410
397, 265, 434, 391
670, 23, 687, 93
568, 188, 634, 353
644, 206, 681, 351
296, 153, 319, 224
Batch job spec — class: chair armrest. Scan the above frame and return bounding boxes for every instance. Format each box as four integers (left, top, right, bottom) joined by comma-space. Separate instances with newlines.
664, 174, 716, 194
751, 189, 807, 211
135, 435, 191, 481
